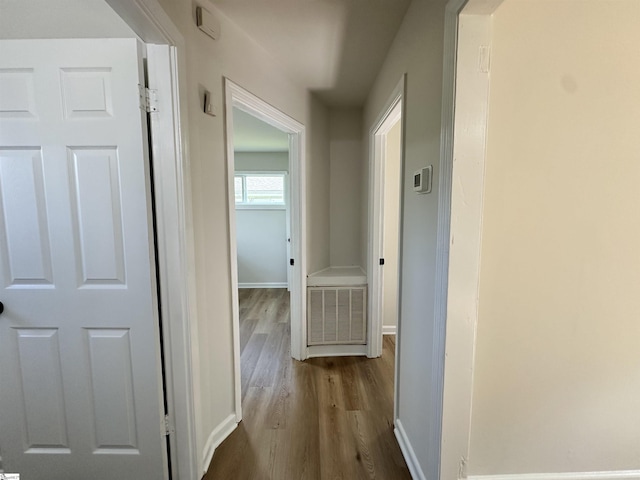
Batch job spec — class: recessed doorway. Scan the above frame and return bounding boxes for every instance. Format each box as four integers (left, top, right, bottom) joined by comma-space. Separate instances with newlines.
224, 79, 307, 423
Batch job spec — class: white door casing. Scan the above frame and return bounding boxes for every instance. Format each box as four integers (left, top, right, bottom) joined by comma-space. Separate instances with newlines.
0, 39, 167, 479
224, 78, 307, 424
368, 76, 405, 360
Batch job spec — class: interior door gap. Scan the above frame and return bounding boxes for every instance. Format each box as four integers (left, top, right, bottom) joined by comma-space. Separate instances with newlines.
143, 58, 173, 480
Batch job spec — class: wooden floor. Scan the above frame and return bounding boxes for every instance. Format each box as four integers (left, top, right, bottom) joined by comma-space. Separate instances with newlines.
204, 288, 410, 480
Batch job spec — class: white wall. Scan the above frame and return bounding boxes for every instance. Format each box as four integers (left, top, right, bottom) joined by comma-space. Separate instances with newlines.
363, 0, 448, 477
329, 108, 362, 267
383, 119, 401, 330
235, 152, 288, 287
469, 0, 640, 475
153, 0, 330, 472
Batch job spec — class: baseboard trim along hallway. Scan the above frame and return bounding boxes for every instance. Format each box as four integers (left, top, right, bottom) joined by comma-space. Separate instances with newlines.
394, 419, 427, 480
238, 282, 288, 289
201, 413, 238, 475
383, 325, 397, 335
467, 471, 640, 480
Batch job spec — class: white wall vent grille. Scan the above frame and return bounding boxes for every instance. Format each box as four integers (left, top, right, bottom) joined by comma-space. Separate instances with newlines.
307, 287, 367, 345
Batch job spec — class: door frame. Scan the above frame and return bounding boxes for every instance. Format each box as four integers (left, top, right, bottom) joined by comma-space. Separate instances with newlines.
105, 2, 198, 479
368, 75, 405, 359
438, 0, 503, 478
224, 79, 307, 422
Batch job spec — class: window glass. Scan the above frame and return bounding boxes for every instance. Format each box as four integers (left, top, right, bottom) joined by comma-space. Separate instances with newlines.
234, 174, 285, 205
234, 176, 243, 203
245, 176, 284, 204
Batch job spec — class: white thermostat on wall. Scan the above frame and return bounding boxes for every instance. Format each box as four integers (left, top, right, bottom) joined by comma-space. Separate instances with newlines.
413, 165, 433, 194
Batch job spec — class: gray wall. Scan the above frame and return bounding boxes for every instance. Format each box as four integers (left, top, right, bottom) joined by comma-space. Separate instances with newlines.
329, 108, 363, 267
363, 0, 448, 477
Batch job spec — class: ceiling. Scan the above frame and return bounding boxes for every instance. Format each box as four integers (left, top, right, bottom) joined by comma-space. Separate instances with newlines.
211, 0, 412, 107
0, 0, 135, 39
233, 108, 290, 152
1, 0, 411, 107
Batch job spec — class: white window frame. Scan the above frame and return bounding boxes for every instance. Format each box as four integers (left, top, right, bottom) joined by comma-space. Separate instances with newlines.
234, 171, 288, 210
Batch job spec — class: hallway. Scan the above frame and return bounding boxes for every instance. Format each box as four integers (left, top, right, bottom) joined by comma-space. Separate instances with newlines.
204, 288, 410, 479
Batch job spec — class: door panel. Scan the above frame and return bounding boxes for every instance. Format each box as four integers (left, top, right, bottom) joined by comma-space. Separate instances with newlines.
14, 328, 69, 452
68, 146, 125, 286
0, 148, 53, 286
0, 39, 166, 480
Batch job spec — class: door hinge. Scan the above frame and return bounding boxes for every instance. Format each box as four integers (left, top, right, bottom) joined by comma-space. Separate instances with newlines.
163, 414, 174, 436
379, 258, 385, 266
139, 85, 159, 113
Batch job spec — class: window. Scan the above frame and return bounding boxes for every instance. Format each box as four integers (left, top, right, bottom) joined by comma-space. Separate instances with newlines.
234, 172, 286, 207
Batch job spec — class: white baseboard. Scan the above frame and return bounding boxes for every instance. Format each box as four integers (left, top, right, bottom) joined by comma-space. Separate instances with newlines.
201, 413, 238, 475
306, 344, 368, 358
394, 419, 426, 480
383, 325, 397, 335
238, 282, 288, 289
467, 471, 640, 480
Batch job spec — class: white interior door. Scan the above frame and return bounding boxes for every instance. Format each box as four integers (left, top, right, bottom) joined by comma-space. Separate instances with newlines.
0, 39, 167, 480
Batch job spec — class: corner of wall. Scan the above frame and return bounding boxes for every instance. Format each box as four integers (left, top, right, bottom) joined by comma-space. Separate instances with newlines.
200, 414, 238, 476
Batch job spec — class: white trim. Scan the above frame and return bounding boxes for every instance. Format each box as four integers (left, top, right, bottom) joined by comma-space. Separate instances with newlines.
238, 282, 288, 289
368, 75, 405, 359
382, 325, 397, 335
394, 419, 427, 480
439, 2, 505, 479
467, 472, 640, 480
235, 170, 289, 175
307, 265, 367, 287
146, 44, 197, 480
105, 2, 198, 479
306, 344, 368, 358
200, 414, 238, 476
225, 79, 307, 428
235, 205, 286, 211
106, 0, 182, 45
433, 0, 473, 478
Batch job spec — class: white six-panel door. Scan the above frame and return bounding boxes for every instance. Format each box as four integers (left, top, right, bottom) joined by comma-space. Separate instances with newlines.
0, 39, 167, 479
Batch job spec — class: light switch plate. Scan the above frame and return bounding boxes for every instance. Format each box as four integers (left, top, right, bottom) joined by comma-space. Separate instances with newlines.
203, 90, 216, 116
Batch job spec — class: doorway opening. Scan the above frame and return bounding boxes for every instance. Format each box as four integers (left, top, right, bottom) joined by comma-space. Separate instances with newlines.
231, 105, 292, 406
368, 76, 405, 360
224, 79, 306, 422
